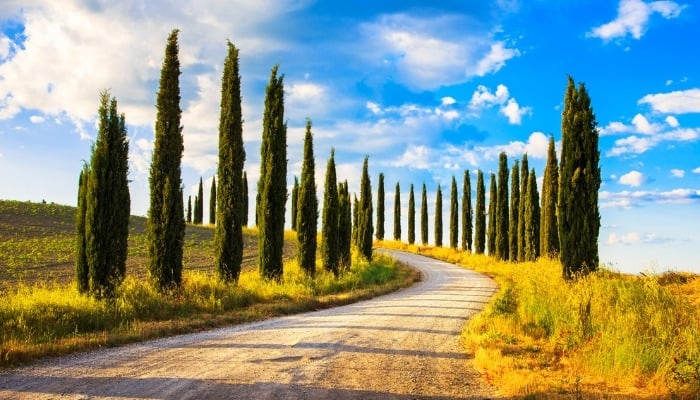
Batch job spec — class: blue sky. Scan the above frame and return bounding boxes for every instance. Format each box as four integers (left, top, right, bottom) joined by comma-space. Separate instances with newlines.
0, 0, 698, 274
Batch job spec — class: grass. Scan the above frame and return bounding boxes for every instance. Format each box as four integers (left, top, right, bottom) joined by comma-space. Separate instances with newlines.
0, 200, 419, 368
376, 240, 700, 399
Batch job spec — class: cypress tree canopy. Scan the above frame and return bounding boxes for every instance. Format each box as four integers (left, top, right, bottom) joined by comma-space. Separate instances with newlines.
393, 182, 401, 241
376, 173, 385, 241
338, 180, 352, 270
495, 152, 509, 260
461, 170, 472, 252
209, 177, 216, 225
420, 183, 428, 245
407, 184, 415, 245
291, 176, 299, 231
434, 184, 442, 247
517, 154, 529, 261
322, 147, 339, 275
509, 161, 520, 261
524, 168, 541, 262
298, 120, 318, 276
357, 156, 373, 260
449, 176, 458, 249
474, 170, 486, 255
487, 173, 497, 256
541, 136, 560, 257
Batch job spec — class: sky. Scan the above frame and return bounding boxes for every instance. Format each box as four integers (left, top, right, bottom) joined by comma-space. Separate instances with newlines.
0, 0, 699, 274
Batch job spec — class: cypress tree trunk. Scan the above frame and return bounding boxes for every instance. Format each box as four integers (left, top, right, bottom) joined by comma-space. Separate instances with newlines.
357, 156, 373, 260
420, 183, 428, 245
524, 169, 541, 261
215, 41, 245, 282
449, 176, 458, 249
474, 170, 486, 254
322, 148, 339, 275
434, 185, 443, 247
495, 152, 509, 260
75, 165, 89, 293
186, 195, 192, 223
376, 173, 384, 240
393, 182, 401, 241
291, 176, 299, 231
258, 65, 287, 281
242, 171, 249, 227
407, 184, 415, 245
298, 120, 318, 276
209, 177, 216, 225
461, 170, 472, 252
559, 76, 601, 279
540, 136, 560, 257
517, 154, 529, 261
487, 173, 497, 256
338, 180, 352, 271
509, 161, 520, 261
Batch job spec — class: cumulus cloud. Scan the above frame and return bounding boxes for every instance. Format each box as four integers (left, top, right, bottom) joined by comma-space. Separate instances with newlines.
29, 115, 44, 123
619, 170, 645, 187
694, 167, 700, 174
587, 0, 684, 41
600, 188, 700, 208
500, 98, 531, 124
468, 84, 531, 125
603, 113, 700, 156
639, 89, 700, 114
474, 42, 521, 77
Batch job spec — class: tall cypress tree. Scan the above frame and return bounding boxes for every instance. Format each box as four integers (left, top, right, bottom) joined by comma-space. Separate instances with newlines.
461, 170, 472, 252
215, 41, 245, 282
85, 91, 130, 298
298, 120, 318, 277
434, 184, 443, 247
559, 76, 601, 279
186, 195, 192, 223
76, 165, 89, 293
291, 176, 299, 231
322, 148, 339, 275
196, 177, 204, 224
393, 182, 401, 241
517, 154, 529, 261
209, 176, 216, 225
407, 184, 415, 245
541, 136, 560, 257
258, 65, 287, 281
193, 195, 199, 224
495, 152, 509, 260
357, 156, 373, 260
376, 173, 385, 241
474, 170, 486, 254
524, 169, 541, 261
509, 161, 520, 261
352, 194, 359, 248
449, 176, 458, 249
338, 180, 352, 270
242, 171, 249, 227
148, 30, 185, 291
420, 183, 428, 245
487, 173, 497, 256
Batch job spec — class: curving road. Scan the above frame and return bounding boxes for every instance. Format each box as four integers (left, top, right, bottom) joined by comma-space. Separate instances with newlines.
0, 250, 498, 399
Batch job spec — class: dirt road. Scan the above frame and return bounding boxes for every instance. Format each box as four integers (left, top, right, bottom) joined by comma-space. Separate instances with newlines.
0, 250, 499, 399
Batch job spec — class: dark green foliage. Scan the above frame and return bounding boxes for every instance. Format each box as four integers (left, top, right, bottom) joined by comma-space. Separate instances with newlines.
322, 147, 339, 275
541, 136, 560, 257
196, 177, 204, 224
84, 90, 130, 298
337, 180, 352, 270
291, 176, 299, 231
434, 184, 443, 247
148, 30, 185, 291
357, 156, 373, 261
255, 191, 260, 227
517, 154, 529, 261
376, 173, 385, 240
509, 161, 520, 261
449, 176, 458, 249
186, 195, 192, 223
393, 182, 401, 241
487, 173, 497, 256
214, 41, 245, 282
524, 169, 541, 261
193, 195, 199, 223
558, 76, 601, 279
258, 65, 287, 281
298, 120, 318, 277
352, 194, 359, 248
75, 165, 89, 293
461, 170, 472, 252
420, 183, 428, 245
495, 152, 509, 260
209, 177, 216, 225
474, 170, 486, 254
407, 184, 415, 245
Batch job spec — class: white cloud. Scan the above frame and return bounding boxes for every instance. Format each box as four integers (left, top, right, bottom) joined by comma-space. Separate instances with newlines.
587, 0, 684, 41
639, 89, 700, 114
441, 96, 456, 106
287, 82, 325, 102
500, 98, 531, 125
29, 115, 44, 124
600, 113, 662, 135
619, 170, 645, 187
366, 101, 382, 115
693, 167, 700, 174
665, 115, 680, 127
468, 84, 530, 125
391, 145, 431, 169
608, 128, 699, 156
606, 232, 668, 245
600, 188, 700, 208
0, 35, 13, 60
670, 169, 684, 178
474, 42, 520, 77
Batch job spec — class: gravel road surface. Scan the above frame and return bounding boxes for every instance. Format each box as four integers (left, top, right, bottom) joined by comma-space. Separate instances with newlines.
0, 250, 499, 399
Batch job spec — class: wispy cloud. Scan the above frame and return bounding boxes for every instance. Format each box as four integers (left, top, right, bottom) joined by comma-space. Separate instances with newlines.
587, 0, 684, 41
606, 232, 672, 245
600, 188, 700, 208
670, 169, 685, 178
602, 113, 699, 156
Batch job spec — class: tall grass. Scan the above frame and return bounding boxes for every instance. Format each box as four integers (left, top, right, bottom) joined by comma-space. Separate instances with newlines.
377, 240, 700, 398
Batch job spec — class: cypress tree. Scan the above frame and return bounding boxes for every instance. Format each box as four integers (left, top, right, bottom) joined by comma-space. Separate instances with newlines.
291, 176, 299, 231
541, 136, 560, 257
420, 183, 428, 245
242, 171, 249, 227
85, 91, 130, 298
76, 165, 89, 293
461, 170, 472, 252
352, 194, 359, 247
209, 176, 216, 225
255, 191, 260, 227
509, 161, 520, 261
559, 76, 601, 279
524, 169, 541, 261
196, 177, 204, 224
322, 147, 339, 275
376, 173, 384, 241
393, 182, 401, 241
193, 195, 199, 224
357, 156, 373, 260
474, 170, 486, 254
298, 120, 318, 277
449, 176, 458, 249
495, 152, 509, 260
186, 195, 192, 223
517, 154, 529, 261
434, 184, 443, 247
148, 29, 185, 291
215, 41, 245, 282
338, 180, 352, 270
407, 184, 415, 245
487, 173, 497, 256
258, 65, 287, 281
